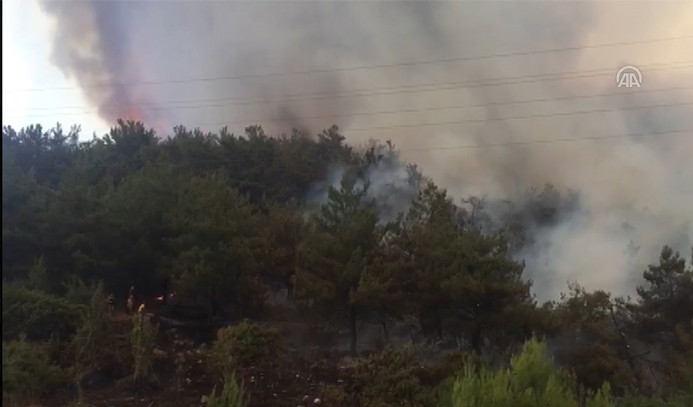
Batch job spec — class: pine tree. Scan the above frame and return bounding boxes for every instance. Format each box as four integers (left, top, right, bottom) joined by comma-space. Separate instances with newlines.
295, 174, 390, 356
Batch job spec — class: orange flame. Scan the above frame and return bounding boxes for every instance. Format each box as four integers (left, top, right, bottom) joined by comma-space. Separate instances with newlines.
120, 106, 144, 123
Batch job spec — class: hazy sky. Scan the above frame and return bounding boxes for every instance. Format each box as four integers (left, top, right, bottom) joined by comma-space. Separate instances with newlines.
2, 0, 110, 136
2, 0, 692, 300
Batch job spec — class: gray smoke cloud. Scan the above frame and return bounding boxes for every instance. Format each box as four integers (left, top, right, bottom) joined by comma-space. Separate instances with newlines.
38, 0, 693, 301
38, 1, 161, 126
306, 141, 422, 223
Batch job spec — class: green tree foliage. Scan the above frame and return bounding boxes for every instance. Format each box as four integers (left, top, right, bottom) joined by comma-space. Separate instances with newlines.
450, 338, 615, 407
256, 203, 306, 297
349, 345, 436, 407
95, 162, 180, 295
161, 124, 354, 203
63, 275, 100, 306
93, 120, 160, 185
73, 282, 112, 369
634, 246, 693, 348
2, 338, 73, 400
553, 284, 640, 396
130, 313, 158, 386
2, 286, 81, 341
401, 181, 534, 355
295, 174, 394, 355
2, 122, 356, 298
1, 123, 79, 187
3, 121, 692, 404
630, 247, 693, 394
1, 120, 359, 309
25, 256, 50, 292
165, 172, 265, 315
350, 247, 408, 342
1, 150, 52, 283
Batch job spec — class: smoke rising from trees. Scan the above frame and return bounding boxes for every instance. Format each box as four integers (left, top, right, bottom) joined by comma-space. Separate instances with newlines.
38, 0, 693, 300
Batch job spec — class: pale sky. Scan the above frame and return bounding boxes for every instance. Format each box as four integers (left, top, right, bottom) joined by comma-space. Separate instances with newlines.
2, 0, 110, 139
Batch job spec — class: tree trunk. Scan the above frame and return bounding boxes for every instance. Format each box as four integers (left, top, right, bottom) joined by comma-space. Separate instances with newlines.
286, 277, 294, 300
471, 325, 482, 357
609, 305, 642, 391
350, 307, 358, 357
211, 299, 219, 317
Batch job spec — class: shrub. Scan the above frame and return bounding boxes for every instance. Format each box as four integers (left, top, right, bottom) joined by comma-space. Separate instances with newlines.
318, 384, 350, 405
350, 344, 436, 407
2, 286, 81, 341
73, 282, 113, 369
130, 313, 158, 385
419, 351, 482, 386
208, 320, 286, 379
2, 338, 74, 400
450, 338, 615, 407
417, 351, 482, 407
63, 275, 98, 306
207, 372, 249, 407
25, 256, 50, 293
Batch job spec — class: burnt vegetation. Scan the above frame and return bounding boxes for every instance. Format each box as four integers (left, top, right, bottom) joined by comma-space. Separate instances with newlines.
2, 121, 692, 407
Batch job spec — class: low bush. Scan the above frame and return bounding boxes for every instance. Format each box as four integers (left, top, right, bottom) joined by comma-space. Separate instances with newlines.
131, 313, 159, 386
419, 351, 482, 387
2, 338, 74, 400
73, 282, 113, 369
207, 372, 249, 407
2, 286, 81, 341
318, 384, 351, 405
63, 275, 99, 306
208, 320, 286, 379
450, 338, 615, 407
349, 344, 436, 407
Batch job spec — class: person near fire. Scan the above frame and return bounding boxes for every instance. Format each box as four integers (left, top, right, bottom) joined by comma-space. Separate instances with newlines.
126, 285, 135, 314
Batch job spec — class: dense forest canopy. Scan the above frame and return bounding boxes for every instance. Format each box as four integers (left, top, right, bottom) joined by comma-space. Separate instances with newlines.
0, 121, 582, 301
2, 121, 692, 405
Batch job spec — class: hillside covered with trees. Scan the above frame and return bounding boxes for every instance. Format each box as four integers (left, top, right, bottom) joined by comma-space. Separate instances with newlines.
2, 121, 692, 407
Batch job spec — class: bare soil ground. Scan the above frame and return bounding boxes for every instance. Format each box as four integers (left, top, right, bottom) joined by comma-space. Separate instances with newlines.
40, 308, 358, 407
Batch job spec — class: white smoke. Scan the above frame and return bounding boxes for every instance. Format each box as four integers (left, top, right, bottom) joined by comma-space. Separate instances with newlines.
37, 1, 693, 301
305, 142, 421, 223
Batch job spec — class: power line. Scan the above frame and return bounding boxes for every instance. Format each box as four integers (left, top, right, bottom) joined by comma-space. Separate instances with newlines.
6, 79, 693, 124
20, 100, 692, 139
185, 101, 693, 132
9, 129, 691, 170
9, 84, 692, 124
6, 61, 692, 119
3, 35, 692, 93
135, 62, 693, 107
402, 128, 691, 152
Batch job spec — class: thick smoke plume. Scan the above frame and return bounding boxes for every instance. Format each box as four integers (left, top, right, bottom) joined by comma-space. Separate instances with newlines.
39, 1, 156, 126
39, 1, 693, 301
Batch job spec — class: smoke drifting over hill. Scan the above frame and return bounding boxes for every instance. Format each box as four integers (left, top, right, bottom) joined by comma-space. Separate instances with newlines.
38, 1, 693, 301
